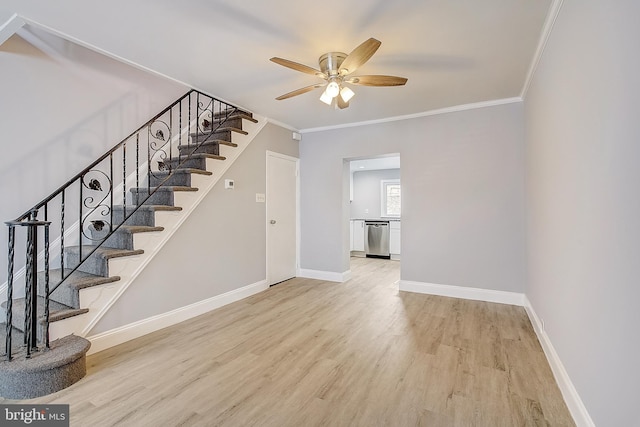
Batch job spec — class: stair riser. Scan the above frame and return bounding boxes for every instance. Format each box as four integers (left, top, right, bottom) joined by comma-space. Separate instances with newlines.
131, 190, 175, 206
64, 251, 109, 276
213, 110, 252, 120
166, 157, 208, 171
113, 209, 156, 227
37, 279, 78, 309
191, 130, 232, 144
203, 116, 244, 130
178, 142, 220, 156
149, 172, 193, 187
9, 311, 48, 343
94, 230, 135, 250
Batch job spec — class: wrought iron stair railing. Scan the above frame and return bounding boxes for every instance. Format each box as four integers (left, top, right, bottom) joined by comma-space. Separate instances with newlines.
4, 89, 240, 360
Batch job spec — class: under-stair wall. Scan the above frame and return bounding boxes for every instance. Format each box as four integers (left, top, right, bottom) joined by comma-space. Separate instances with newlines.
86, 123, 298, 352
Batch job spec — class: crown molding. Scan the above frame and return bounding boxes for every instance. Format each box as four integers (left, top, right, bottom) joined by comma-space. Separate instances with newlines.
0, 13, 25, 46
520, 0, 565, 99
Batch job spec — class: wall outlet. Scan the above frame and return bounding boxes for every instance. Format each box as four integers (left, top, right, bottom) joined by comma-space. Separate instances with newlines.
365, 208, 369, 214
256, 193, 265, 203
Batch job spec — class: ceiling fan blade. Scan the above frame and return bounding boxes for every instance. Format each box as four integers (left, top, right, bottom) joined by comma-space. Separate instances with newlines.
270, 57, 326, 77
346, 75, 408, 86
339, 38, 382, 76
275, 83, 325, 100
337, 95, 350, 109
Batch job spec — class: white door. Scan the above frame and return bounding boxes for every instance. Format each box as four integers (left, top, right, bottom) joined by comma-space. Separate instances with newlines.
267, 152, 298, 285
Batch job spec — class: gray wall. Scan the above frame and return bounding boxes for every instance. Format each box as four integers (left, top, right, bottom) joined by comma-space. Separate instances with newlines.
0, 29, 187, 285
351, 169, 401, 219
300, 102, 527, 293
524, 0, 640, 425
91, 123, 298, 334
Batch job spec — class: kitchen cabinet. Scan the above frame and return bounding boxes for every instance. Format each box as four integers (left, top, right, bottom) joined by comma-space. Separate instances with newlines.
390, 221, 401, 255
352, 220, 365, 252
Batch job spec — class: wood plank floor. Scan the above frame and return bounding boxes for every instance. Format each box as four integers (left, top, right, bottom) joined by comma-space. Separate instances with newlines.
3, 257, 574, 426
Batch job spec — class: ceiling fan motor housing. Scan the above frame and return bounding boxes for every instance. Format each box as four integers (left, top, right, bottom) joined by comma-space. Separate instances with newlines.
319, 52, 347, 77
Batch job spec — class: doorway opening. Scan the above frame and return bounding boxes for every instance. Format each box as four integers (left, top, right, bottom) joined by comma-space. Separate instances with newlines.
347, 154, 401, 272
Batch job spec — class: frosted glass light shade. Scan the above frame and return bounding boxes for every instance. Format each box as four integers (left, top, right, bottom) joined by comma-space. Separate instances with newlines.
319, 90, 333, 105
326, 81, 340, 98
340, 86, 355, 102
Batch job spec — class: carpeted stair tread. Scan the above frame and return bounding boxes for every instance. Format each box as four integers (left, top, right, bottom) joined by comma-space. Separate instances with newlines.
172, 153, 226, 161
3, 297, 89, 324
114, 225, 164, 234
179, 140, 238, 151
113, 204, 182, 212
65, 246, 143, 277
0, 331, 90, 373
65, 245, 144, 259
0, 327, 91, 399
189, 127, 248, 138
212, 109, 253, 119
37, 269, 120, 308
130, 185, 198, 194
152, 168, 213, 177
91, 224, 165, 251
231, 113, 258, 123
209, 112, 258, 124
40, 269, 120, 290
112, 205, 182, 227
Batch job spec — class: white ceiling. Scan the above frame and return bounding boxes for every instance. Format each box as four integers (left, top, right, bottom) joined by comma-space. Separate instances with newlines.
1, 0, 552, 131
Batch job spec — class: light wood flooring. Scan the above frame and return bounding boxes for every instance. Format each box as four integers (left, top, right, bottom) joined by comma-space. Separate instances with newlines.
4, 257, 574, 426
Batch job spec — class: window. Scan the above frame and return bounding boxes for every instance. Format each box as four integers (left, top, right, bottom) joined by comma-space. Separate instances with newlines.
381, 179, 401, 217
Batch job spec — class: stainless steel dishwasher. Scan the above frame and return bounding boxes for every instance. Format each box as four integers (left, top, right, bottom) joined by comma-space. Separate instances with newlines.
365, 221, 390, 258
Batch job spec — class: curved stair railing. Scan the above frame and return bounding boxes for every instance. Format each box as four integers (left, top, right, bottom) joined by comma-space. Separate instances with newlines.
3, 89, 240, 360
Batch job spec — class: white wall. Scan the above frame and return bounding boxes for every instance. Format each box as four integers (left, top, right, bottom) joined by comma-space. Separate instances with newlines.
524, 0, 640, 425
0, 27, 187, 285
300, 102, 527, 293
350, 169, 401, 219
90, 123, 298, 334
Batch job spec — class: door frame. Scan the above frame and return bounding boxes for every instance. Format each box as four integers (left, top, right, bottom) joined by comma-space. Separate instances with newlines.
266, 150, 300, 285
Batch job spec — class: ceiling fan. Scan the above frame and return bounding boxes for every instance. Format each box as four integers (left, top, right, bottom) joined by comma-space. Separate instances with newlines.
270, 38, 407, 109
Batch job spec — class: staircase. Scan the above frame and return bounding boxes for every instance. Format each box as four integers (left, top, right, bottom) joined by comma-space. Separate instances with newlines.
0, 90, 263, 399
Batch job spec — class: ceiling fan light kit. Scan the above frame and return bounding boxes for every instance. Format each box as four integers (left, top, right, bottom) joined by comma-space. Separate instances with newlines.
270, 38, 407, 109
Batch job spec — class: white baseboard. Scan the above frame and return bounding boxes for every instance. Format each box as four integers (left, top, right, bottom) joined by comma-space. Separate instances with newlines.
297, 269, 351, 283
523, 297, 594, 427
86, 279, 268, 355
398, 280, 526, 306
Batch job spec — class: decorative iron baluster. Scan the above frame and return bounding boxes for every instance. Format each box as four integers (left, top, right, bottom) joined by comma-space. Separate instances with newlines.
110, 153, 114, 234
44, 223, 50, 349
136, 134, 140, 206
28, 212, 38, 353
123, 142, 127, 220
79, 176, 83, 263
5, 224, 15, 360
60, 190, 65, 274
147, 128, 151, 193
24, 224, 34, 357
195, 92, 200, 153
179, 100, 183, 164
